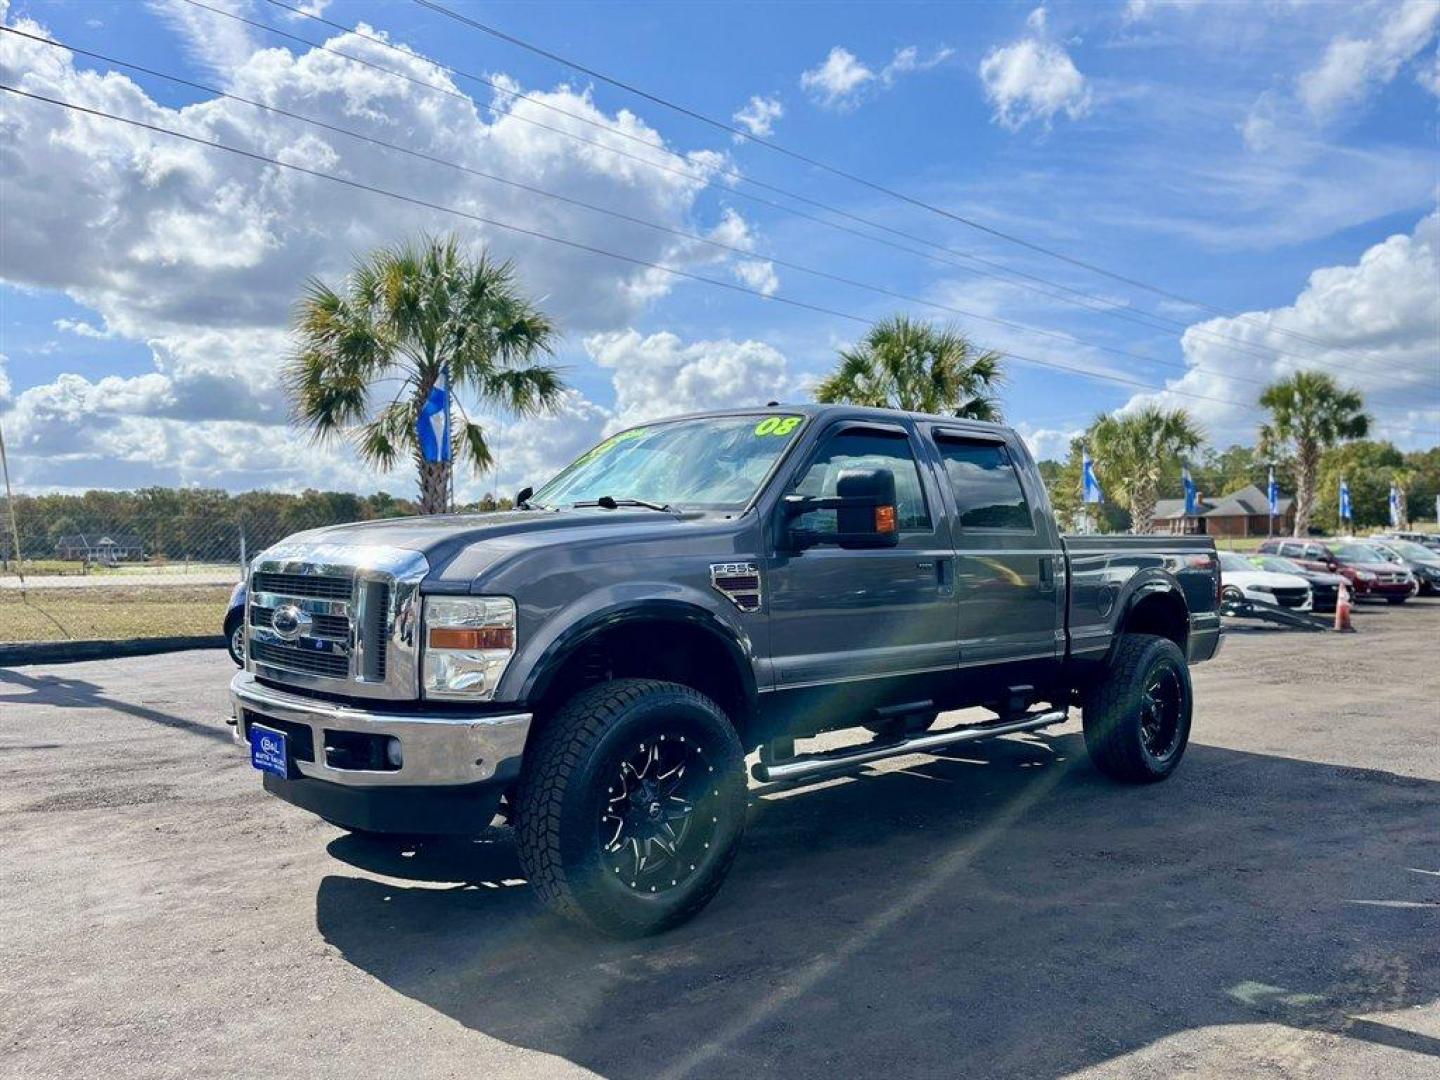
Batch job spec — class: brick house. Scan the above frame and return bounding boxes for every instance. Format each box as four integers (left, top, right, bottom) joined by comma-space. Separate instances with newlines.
1152, 484, 1295, 538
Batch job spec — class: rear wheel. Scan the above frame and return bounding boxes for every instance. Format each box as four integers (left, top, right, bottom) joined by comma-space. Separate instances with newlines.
1082, 634, 1192, 784
515, 679, 747, 937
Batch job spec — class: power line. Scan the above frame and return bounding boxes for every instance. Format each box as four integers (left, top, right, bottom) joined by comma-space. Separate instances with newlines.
239, 0, 1429, 379
408, 0, 1409, 364
15, 26, 1406, 409
9, 82, 1373, 429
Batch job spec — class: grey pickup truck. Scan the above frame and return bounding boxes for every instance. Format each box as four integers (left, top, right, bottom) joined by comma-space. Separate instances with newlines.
231, 404, 1221, 935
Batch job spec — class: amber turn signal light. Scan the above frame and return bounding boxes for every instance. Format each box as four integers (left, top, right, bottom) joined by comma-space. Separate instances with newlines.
875, 505, 897, 533
428, 626, 515, 651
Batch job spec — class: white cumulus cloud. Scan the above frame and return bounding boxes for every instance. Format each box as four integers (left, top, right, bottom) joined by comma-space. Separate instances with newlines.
980, 9, 1092, 131
732, 94, 783, 137
53, 318, 110, 339
1297, 0, 1440, 117
1117, 210, 1440, 450
800, 46, 875, 108
800, 43, 951, 109
0, 4, 774, 494
585, 329, 799, 432
733, 259, 779, 297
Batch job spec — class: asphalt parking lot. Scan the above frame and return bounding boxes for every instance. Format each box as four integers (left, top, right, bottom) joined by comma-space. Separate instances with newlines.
3, 601, 1438, 1080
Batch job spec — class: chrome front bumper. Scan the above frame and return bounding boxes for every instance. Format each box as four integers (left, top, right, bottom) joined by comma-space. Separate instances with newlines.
229, 672, 530, 787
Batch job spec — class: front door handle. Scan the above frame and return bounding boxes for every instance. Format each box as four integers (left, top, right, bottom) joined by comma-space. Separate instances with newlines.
1038, 556, 1054, 593
936, 556, 954, 595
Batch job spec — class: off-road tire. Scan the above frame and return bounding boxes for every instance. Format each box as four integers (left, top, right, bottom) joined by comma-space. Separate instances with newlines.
515, 679, 747, 937
1082, 633, 1192, 784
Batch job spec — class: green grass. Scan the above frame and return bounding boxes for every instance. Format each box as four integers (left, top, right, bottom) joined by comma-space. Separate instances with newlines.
0, 585, 231, 643
0, 560, 236, 579
1211, 536, 1273, 552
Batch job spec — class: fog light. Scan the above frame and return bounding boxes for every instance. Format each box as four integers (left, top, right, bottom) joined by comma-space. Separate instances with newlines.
384, 737, 403, 769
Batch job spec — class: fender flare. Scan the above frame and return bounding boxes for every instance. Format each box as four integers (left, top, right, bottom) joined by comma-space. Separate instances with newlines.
516, 600, 760, 723
1112, 572, 1190, 650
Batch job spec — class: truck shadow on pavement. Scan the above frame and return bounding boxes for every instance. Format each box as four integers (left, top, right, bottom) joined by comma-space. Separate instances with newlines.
315, 734, 1440, 1079
0, 667, 233, 745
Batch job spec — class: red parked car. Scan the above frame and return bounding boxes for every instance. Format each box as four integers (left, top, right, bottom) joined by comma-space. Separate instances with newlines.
1256, 538, 1415, 603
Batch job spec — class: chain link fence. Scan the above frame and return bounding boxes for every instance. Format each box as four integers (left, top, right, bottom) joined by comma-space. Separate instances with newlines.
0, 487, 482, 646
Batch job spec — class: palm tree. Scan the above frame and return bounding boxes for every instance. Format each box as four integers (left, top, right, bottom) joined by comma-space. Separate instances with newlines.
286, 235, 564, 514
815, 315, 1004, 419
1258, 372, 1369, 537
1087, 406, 1206, 534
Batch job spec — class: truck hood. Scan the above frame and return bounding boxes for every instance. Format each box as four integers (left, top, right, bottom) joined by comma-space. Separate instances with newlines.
260, 509, 696, 587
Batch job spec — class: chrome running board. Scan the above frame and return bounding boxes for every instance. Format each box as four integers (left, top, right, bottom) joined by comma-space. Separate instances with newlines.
752, 709, 1068, 785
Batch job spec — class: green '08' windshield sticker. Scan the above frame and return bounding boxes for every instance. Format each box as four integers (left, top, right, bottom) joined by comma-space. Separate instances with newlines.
576, 427, 649, 464
754, 416, 802, 437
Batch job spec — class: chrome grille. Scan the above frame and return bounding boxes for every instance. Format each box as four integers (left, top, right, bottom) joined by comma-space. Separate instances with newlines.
250, 641, 349, 679
249, 605, 349, 641
245, 542, 427, 700
252, 571, 352, 600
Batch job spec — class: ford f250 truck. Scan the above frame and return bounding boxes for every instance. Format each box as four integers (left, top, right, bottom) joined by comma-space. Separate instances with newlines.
231, 405, 1222, 935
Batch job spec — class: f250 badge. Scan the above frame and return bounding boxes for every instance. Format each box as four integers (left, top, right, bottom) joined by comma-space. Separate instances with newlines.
710, 563, 762, 612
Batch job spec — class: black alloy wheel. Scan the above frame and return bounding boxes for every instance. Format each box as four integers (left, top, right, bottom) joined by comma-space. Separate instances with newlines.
599, 734, 723, 895
1137, 661, 1185, 764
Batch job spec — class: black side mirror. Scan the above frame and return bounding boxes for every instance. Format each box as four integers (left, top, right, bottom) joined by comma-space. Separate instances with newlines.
516, 486, 533, 508
782, 467, 900, 550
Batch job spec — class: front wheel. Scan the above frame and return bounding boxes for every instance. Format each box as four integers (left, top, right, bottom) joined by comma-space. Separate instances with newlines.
515, 679, 747, 937
225, 617, 245, 666
1082, 634, 1193, 784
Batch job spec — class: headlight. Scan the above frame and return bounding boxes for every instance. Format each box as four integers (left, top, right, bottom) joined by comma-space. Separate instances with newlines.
1354, 569, 1375, 581
1250, 584, 1273, 592
422, 596, 516, 700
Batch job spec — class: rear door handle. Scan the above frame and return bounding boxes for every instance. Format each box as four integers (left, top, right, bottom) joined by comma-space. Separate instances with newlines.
1038, 556, 1054, 592
936, 556, 954, 595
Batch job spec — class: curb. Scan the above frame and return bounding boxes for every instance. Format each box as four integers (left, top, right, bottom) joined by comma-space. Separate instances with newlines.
0, 635, 227, 667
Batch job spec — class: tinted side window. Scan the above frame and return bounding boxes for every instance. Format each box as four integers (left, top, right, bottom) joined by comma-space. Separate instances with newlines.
792, 430, 931, 532
936, 439, 1033, 531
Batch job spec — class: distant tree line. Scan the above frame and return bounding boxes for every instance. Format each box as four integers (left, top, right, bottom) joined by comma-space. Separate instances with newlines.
1041, 441, 1439, 534
0, 487, 513, 565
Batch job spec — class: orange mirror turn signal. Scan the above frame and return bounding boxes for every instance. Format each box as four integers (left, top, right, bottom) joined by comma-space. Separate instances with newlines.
875, 505, 897, 533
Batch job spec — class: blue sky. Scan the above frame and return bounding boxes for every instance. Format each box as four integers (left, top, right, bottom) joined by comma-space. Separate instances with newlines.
1, 0, 1436, 498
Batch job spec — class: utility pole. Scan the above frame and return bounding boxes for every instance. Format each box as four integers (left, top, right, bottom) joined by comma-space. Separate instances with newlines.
0, 419, 25, 586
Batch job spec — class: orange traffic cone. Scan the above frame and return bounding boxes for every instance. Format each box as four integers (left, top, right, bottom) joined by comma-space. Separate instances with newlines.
1334, 581, 1355, 633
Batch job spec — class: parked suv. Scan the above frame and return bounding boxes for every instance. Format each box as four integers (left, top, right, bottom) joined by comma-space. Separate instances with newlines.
230, 405, 1222, 935
1364, 537, 1440, 595
1256, 538, 1413, 602
1377, 531, 1440, 553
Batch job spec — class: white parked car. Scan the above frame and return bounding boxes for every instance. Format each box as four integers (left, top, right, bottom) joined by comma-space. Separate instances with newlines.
1218, 551, 1314, 612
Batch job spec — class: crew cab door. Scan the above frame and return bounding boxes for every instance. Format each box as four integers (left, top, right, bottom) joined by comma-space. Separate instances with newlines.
927, 427, 1065, 698
764, 420, 957, 705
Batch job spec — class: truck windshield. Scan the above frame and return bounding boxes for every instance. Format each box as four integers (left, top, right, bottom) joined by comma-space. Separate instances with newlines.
534, 414, 806, 512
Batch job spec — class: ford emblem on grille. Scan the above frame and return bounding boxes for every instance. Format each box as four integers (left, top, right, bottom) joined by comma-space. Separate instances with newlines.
270, 604, 313, 642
